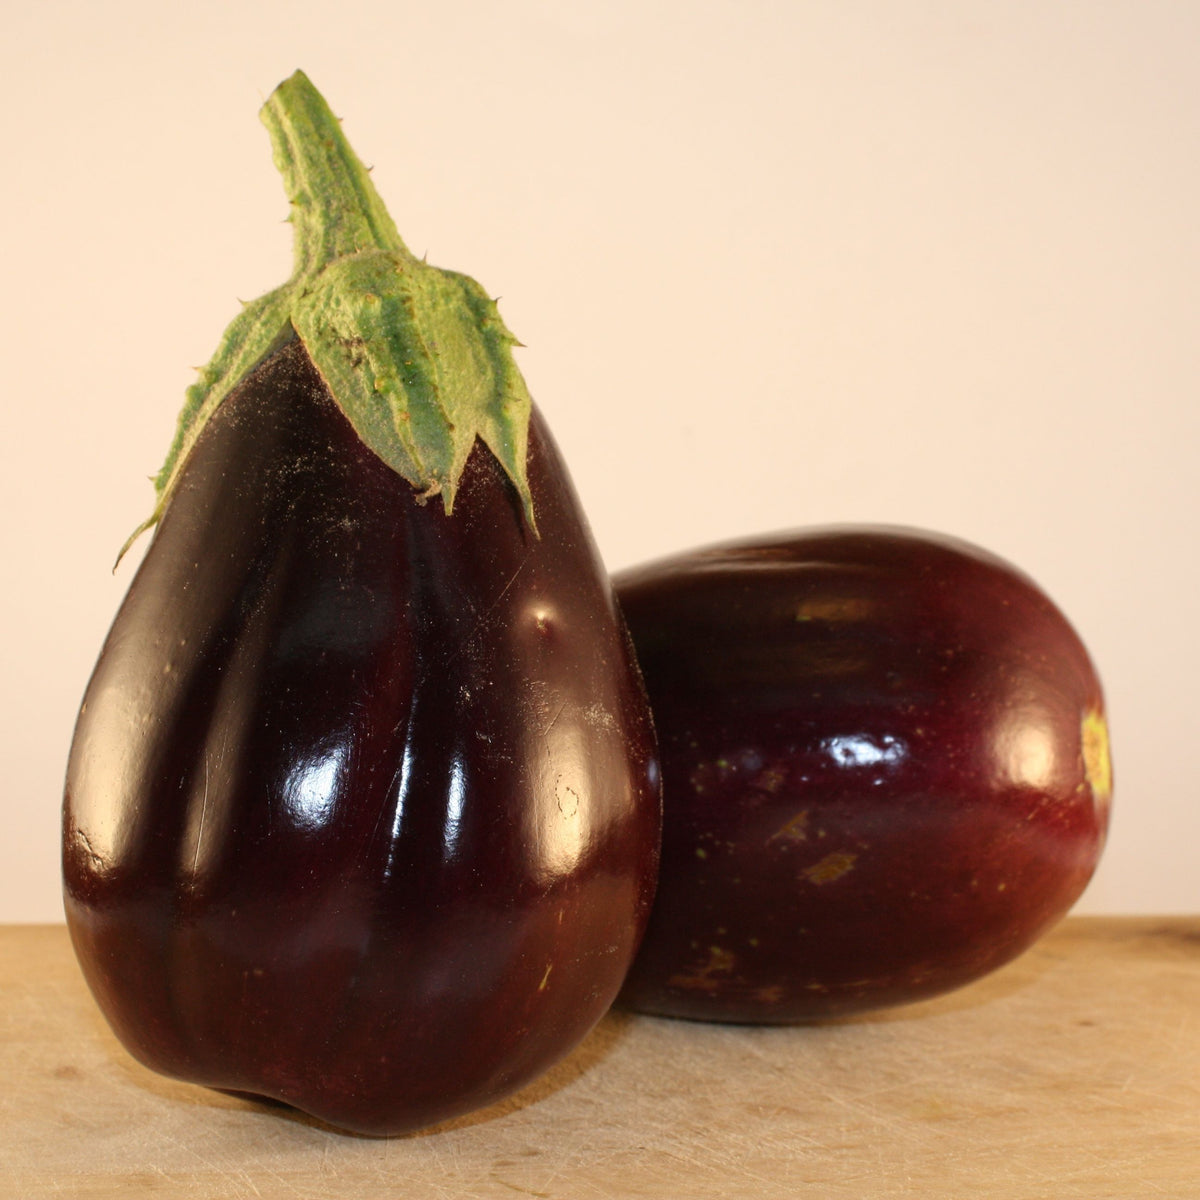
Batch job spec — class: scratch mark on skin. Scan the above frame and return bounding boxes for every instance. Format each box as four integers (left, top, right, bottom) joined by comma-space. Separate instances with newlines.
461, 547, 536, 649
544, 701, 567, 737
73, 828, 106, 871
192, 753, 212, 877
410, 546, 538, 695
370, 718, 414, 853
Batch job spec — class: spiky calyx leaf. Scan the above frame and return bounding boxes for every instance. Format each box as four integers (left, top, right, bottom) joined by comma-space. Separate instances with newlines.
122, 70, 535, 562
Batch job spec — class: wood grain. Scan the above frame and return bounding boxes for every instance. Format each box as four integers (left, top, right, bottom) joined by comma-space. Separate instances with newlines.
1, 919, 1197, 1199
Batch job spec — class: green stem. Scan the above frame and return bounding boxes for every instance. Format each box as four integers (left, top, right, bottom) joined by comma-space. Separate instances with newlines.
121, 70, 537, 565
260, 71, 411, 271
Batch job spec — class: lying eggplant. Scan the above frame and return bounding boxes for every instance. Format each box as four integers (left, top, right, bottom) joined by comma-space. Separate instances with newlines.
615, 526, 1110, 1022
63, 71, 660, 1135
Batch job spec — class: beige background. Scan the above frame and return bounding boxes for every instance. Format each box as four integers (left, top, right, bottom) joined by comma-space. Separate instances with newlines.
1, 0, 1195, 921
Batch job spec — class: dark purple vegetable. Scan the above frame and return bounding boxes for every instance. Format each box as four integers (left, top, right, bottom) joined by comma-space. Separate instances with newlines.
63, 73, 659, 1135
615, 526, 1110, 1023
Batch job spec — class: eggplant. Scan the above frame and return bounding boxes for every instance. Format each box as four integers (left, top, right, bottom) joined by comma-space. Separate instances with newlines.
614, 526, 1110, 1023
63, 73, 660, 1135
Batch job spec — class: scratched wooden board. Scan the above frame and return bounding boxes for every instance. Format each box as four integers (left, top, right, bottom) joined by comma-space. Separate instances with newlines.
1, 919, 1197, 1199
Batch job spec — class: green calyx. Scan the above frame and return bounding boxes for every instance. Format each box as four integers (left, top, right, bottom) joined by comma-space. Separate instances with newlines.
121, 70, 535, 562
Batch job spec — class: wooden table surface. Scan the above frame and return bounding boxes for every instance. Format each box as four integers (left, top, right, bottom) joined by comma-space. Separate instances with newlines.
1, 918, 1197, 1199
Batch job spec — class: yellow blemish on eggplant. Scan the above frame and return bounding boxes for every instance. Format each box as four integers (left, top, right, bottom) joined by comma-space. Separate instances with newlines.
794, 597, 873, 622
1082, 708, 1113, 807
803, 851, 857, 885
769, 810, 809, 844
754, 764, 787, 793
667, 946, 735, 992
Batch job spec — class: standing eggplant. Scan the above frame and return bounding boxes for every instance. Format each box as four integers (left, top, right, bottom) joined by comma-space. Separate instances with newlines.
63, 72, 660, 1136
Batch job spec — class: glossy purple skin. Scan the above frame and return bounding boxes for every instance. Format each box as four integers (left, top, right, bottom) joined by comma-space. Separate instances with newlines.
63, 340, 660, 1135
615, 527, 1110, 1023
